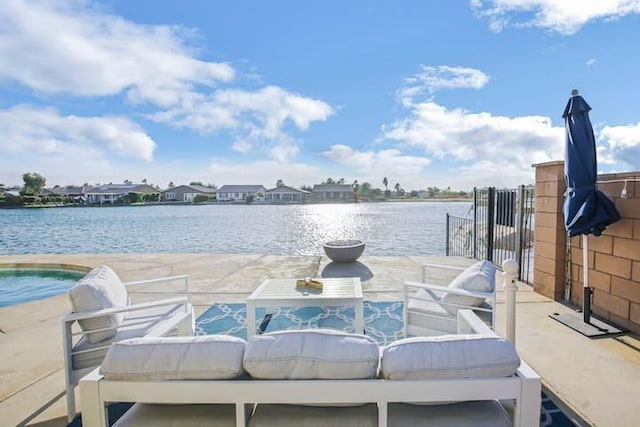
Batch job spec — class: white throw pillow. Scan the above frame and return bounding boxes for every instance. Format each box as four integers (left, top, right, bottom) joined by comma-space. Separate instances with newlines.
244, 329, 379, 380
68, 265, 128, 343
100, 335, 247, 380
380, 334, 520, 380
441, 260, 495, 313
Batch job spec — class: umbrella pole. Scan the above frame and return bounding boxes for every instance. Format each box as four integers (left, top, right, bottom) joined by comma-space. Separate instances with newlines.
582, 235, 592, 323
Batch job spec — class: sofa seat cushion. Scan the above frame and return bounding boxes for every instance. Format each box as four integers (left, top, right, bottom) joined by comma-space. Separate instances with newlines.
113, 404, 237, 427
244, 329, 379, 380
442, 260, 495, 313
72, 304, 188, 370
101, 335, 247, 380
68, 265, 129, 343
380, 334, 520, 380
408, 290, 450, 316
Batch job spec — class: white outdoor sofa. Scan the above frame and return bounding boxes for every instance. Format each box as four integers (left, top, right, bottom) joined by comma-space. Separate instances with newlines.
62, 265, 195, 422
79, 310, 541, 427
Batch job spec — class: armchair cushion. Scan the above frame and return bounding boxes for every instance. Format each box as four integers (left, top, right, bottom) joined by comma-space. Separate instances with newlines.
244, 329, 379, 380
441, 260, 495, 313
380, 334, 520, 380
101, 335, 246, 381
68, 265, 129, 343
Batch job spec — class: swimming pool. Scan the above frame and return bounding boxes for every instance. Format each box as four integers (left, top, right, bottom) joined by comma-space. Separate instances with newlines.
0, 268, 86, 307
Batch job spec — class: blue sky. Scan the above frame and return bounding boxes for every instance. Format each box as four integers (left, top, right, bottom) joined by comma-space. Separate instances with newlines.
1, 0, 640, 191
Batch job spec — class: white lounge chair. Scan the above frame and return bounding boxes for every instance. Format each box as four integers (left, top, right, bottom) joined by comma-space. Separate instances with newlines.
404, 260, 496, 336
62, 265, 194, 422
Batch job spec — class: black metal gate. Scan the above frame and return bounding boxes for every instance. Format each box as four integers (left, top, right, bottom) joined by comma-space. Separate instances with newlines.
446, 186, 535, 284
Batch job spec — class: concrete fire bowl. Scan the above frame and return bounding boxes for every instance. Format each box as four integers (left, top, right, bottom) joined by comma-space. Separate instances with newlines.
323, 239, 365, 263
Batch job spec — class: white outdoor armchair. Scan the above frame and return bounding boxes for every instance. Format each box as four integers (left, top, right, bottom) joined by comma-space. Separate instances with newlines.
62, 265, 194, 422
404, 260, 497, 336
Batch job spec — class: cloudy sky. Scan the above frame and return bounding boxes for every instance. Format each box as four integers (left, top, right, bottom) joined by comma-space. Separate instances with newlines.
1, 0, 640, 191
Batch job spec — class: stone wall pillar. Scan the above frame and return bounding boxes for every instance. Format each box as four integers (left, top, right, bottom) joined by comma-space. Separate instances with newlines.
533, 161, 567, 300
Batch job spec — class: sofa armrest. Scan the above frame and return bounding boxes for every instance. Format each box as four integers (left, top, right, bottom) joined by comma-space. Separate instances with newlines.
421, 263, 466, 282
404, 281, 494, 300
63, 296, 189, 323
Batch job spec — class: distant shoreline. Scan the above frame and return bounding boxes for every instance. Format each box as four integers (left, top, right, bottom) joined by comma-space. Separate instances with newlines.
0, 198, 472, 209
386, 198, 471, 203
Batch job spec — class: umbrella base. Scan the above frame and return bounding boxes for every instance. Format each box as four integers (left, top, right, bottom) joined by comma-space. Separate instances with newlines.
549, 312, 625, 338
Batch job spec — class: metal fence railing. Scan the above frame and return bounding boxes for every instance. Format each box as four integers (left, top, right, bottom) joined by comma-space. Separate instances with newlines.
446, 186, 535, 284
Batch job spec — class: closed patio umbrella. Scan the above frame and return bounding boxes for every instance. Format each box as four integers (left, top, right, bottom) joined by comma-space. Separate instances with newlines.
555, 90, 621, 335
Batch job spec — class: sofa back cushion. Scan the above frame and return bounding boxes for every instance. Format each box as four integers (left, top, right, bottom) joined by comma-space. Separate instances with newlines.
68, 265, 128, 343
442, 260, 495, 313
244, 329, 379, 379
100, 335, 247, 380
380, 334, 520, 380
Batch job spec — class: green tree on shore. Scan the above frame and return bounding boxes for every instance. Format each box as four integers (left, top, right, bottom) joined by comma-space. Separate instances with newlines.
20, 172, 46, 196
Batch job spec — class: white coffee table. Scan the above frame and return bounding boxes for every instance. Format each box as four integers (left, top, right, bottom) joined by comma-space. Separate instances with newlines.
246, 277, 364, 338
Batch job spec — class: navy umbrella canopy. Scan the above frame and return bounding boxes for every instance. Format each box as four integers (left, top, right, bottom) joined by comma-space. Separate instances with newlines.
563, 91, 620, 237
562, 90, 621, 327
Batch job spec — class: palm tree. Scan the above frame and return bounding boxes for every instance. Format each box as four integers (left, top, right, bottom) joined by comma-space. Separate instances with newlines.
382, 177, 388, 191
394, 183, 400, 193
276, 179, 284, 187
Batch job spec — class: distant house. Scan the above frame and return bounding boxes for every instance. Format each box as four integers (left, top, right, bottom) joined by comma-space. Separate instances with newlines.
312, 183, 354, 201
162, 184, 217, 202
85, 184, 159, 204
216, 185, 267, 202
265, 185, 310, 203
50, 185, 90, 202
0, 186, 20, 199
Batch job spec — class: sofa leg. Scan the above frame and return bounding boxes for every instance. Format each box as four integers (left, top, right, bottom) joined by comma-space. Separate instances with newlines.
66, 385, 76, 423
234, 402, 248, 427
377, 401, 388, 427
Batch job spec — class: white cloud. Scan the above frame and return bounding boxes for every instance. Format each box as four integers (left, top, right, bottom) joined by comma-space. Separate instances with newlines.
208, 160, 321, 188
0, 105, 157, 161
320, 145, 431, 188
0, 1, 334, 161
599, 123, 640, 168
384, 101, 562, 162
397, 66, 490, 105
0, 0, 234, 105
586, 58, 597, 66
153, 86, 333, 136
380, 100, 564, 188
472, 0, 640, 35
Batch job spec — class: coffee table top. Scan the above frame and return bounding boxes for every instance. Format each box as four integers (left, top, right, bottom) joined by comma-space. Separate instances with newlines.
247, 277, 362, 302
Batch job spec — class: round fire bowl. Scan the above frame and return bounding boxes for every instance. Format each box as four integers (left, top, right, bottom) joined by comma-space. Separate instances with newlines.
323, 239, 365, 263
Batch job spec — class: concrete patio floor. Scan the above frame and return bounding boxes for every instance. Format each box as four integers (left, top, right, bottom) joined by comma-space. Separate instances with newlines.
0, 253, 638, 427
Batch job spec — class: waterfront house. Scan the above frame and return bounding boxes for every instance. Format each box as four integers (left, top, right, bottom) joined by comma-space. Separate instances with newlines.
216, 185, 266, 202
50, 185, 89, 202
312, 183, 354, 201
85, 183, 159, 204
162, 184, 217, 202
265, 185, 310, 203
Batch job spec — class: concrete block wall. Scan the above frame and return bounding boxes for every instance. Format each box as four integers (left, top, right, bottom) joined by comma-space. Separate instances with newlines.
533, 161, 567, 301
533, 162, 640, 334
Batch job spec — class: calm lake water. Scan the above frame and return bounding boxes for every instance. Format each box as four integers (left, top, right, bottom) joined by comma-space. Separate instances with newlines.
0, 202, 471, 256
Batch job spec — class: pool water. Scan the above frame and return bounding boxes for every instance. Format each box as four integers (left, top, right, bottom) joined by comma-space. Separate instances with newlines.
0, 269, 86, 307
